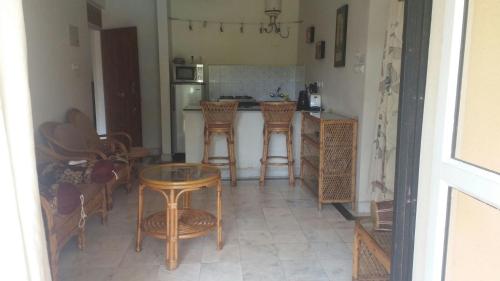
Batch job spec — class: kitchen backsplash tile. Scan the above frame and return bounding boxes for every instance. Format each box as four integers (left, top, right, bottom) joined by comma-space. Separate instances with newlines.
208, 65, 305, 101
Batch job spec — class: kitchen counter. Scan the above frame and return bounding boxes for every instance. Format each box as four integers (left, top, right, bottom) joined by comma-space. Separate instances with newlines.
183, 105, 321, 112
183, 109, 304, 180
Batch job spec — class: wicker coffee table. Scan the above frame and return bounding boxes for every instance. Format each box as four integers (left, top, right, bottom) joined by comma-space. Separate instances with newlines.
136, 163, 223, 270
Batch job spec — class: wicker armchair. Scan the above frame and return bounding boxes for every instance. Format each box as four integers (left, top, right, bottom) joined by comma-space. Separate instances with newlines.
39, 122, 131, 209
352, 220, 392, 281
66, 108, 150, 170
36, 145, 107, 281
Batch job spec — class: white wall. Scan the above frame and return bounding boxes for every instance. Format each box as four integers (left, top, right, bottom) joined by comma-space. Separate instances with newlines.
170, 0, 300, 65
298, 0, 389, 212
24, 0, 93, 130
103, 0, 161, 152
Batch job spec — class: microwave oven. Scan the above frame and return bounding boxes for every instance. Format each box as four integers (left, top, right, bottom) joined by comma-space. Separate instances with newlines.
172, 64, 205, 83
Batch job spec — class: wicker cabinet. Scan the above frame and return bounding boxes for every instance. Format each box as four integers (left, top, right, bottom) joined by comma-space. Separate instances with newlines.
300, 112, 358, 209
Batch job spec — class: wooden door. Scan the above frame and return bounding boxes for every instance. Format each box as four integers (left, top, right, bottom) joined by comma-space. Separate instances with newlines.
101, 27, 142, 146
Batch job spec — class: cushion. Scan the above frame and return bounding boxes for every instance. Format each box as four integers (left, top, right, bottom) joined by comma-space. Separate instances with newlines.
57, 182, 82, 215
91, 160, 116, 183
53, 124, 88, 150
38, 162, 92, 185
371, 200, 393, 231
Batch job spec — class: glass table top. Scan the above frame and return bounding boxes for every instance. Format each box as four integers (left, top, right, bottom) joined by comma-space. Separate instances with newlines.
141, 164, 220, 184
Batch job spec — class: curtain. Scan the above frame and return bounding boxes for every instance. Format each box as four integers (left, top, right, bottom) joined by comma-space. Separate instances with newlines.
369, 0, 405, 201
0, 0, 51, 280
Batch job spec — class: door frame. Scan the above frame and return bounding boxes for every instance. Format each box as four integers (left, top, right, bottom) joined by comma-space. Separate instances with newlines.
390, 0, 433, 280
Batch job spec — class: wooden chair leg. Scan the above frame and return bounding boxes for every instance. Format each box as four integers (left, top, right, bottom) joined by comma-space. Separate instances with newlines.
50, 251, 59, 281
203, 128, 210, 164
259, 128, 270, 186
106, 184, 113, 210
101, 189, 108, 224
125, 163, 133, 193
352, 225, 361, 280
228, 130, 237, 186
226, 133, 233, 185
287, 129, 295, 186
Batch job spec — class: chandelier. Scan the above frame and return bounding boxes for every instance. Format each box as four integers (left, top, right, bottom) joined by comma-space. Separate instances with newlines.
261, 0, 289, 38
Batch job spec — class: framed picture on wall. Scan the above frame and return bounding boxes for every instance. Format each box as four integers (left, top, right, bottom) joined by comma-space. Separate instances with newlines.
315, 41, 325, 59
306, 26, 315, 43
334, 5, 348, 67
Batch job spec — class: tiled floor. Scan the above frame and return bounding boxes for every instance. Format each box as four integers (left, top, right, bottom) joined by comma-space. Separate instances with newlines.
59, 179, 354, 281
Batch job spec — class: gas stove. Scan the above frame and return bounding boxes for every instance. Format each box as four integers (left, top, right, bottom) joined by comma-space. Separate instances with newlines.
218, 95, 259, 108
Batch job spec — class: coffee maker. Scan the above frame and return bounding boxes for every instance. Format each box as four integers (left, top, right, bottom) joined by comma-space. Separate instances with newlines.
297, 90, 309, 110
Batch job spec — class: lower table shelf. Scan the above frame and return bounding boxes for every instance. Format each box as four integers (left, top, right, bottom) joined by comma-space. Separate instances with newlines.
142, 208, 216, 240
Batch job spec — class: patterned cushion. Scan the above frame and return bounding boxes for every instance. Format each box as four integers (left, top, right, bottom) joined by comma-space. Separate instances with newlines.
371, 200, 393, 231
38, 162, 92, 186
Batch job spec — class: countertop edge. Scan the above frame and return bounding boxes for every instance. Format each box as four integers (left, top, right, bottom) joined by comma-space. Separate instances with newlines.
183, 106, 321, 112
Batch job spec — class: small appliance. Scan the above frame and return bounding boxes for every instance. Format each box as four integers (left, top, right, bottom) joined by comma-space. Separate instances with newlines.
297, 90, 310, 110
309, 94, 321, 111
172, 64, 204, 83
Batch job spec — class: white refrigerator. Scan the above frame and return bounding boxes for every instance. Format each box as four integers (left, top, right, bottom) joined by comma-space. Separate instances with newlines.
171, 83, 206, 154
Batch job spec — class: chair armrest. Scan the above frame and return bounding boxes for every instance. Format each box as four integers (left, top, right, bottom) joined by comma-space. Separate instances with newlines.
102, 132, 133, 149
36, 145, 96, 162
102, 137, 128, 154
46, 141, 107, 160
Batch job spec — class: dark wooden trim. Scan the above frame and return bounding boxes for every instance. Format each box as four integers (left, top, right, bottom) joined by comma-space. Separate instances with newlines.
390, 0, 433, 280
332, 203, 356, 221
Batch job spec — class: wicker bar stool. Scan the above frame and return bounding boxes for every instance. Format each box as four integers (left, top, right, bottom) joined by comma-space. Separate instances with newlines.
201, 101, 239, 186
259, 101, 297, 186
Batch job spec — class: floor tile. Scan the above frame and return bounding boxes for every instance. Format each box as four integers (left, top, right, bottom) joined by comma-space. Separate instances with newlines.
202, 243, 240, 263
111, 265, 159, 281
199, 262, 243, 281
271, 230, 308, 244
281, 260, 329, 281
320, 258, 352, 281
59, 266, 113, 281
239, 244, 279, 263
241, 260, 286, 281
273, 243, 316, 261
303, 228, 344, 243
239, 230, 273, 245
157, 263, 201, 281
310, 242, 352, 260
266, 217, 301, 232
237, 218, 269, 231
